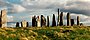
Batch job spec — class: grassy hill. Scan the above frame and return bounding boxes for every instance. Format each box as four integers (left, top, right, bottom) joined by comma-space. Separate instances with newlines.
0, 26, 90, 40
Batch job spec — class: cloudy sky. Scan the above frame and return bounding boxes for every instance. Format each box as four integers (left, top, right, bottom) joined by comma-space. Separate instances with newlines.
0, 0, 90, 26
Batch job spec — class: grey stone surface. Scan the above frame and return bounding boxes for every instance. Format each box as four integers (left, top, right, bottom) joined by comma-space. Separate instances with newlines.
52, 14, 56, 27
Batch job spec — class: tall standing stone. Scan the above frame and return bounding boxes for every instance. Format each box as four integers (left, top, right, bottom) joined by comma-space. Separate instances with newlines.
32, 16, 37, 27
67, 13, 71, 26
41, 15, 43, 27
52, 14, 56, 27
16, 22, 19, 27
21, 22, 22, 27
37, 16, 40, 27
47, 16, 49, 27
0, 9, 7, 28
57, 8, 60, 26
60, 12, 63, 26
77, 16, 80, 26
0, 18, 1, 27
41, 15, 46, 27
26, 22, 29, 27
21, 20, 27, 27
71, 19, 74, 26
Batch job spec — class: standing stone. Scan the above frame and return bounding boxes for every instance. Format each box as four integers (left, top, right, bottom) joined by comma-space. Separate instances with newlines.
0, 9, 7, 28
67, 13, 71, 26
80, 23, 83, 26
57, 8, 60, 26
41, 15, 43, 27
32, 16, 37, 27
0, 18, 1, 27
37, 16, 40, 27
21, 22, 22, 27
60, 12, 63, 26
71, 19, 74, 26
77, 16, 80, 26
26, 22, 29, 27
47, 16, 49, 27
16, 22, 19, 27
41, 15, 46, 27
21, 20, 27, 27
52, 14, 56, 27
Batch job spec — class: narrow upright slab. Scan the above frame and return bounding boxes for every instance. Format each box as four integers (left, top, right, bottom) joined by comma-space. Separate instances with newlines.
71, 19, 74, 26
57, 8, 60, 26
37, 16, 40, 27
60, 12, 63, 26
16, 22, 19, 27
27, 22, 29, 27
32, 16, 37, 27
77, 16, 80, 26
67, 13, 71, 26
41, 15, 46, 27
21, 20, 27, 27
47, 16, 49, 27
52, 14, 56, 27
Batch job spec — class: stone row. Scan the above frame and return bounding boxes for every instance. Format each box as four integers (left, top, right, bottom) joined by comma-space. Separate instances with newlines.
15, 9, 81, 27
0, 9, 81, 27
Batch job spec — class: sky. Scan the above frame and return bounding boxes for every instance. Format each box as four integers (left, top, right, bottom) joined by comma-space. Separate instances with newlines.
0, 0, 90, 26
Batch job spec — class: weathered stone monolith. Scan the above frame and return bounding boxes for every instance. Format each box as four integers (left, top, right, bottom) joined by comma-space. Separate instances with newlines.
80, 23, 83, 26
71, 19, 74, 26
21, 22, 22, 27
26, 22, 29, 27
67, 13, 71, 26
52, 14, 56, 27
32, 16, 37, 27
60, 12, 63, 26
0, 9, 7, 28
57, 8, 60, 26
16, 22, 19, 27
47, 16, 49, 27
0, 18, 1, 27
41, 15, 46, 27
37, 16, 40, 27
77, 16, 80, 26
21, 20, 27, 27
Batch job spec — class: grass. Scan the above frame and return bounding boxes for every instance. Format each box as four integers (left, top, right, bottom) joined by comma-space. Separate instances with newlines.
0, 26, 90, 40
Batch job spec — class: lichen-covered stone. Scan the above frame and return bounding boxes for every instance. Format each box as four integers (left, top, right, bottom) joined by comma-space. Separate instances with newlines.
52, 14, 56, 27
47, 16, 49, 27
41, 15, 46, 27
37, 16, 40, 27
67, 13, 71, 26
60, 12, 63, 26
32, 16, 37, 27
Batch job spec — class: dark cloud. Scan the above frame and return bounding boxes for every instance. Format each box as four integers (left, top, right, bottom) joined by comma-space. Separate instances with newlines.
60, 0, 90, 16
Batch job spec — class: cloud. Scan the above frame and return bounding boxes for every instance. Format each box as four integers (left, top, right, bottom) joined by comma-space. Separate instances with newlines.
0, 0, 90, 26
7, 15, 14, 22
61, 0, 90, 16
18, 0, 90, 16
9, 4, 26, 12
0, 0, 26, 13
20, 0, 67, 9
1, 0, 90, 15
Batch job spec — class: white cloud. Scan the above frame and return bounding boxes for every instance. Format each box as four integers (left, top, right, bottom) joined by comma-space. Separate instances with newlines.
64, 0, 90, 10
7, 15, 14, 22
0, 0, 90, 26
10, 4, 26, 12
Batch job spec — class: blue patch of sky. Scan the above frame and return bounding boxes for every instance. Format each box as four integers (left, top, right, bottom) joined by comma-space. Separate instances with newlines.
4, 0, 21, 4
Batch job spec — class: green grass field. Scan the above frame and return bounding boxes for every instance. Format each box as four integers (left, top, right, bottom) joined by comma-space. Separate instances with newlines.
0, 26, 90, 40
